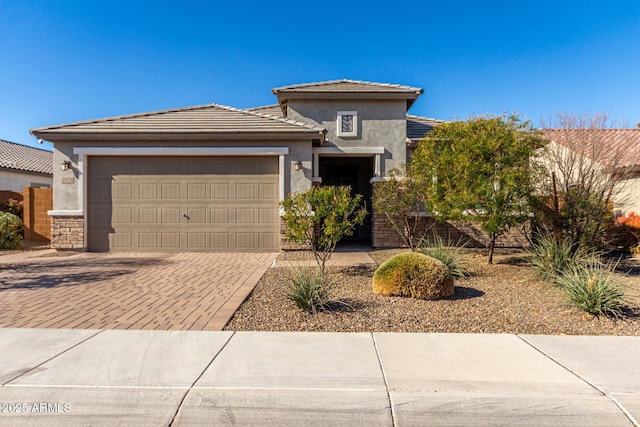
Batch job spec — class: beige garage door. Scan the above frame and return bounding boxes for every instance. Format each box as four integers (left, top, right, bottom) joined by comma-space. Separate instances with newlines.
87, 156, 280, 252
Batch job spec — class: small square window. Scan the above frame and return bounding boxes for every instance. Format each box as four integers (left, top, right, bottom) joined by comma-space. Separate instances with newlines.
337, 111, 358, 137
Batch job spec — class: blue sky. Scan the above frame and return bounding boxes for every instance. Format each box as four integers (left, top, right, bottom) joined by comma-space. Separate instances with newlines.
2, 0, 639, 151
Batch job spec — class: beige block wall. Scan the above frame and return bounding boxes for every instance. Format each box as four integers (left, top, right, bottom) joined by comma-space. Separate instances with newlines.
372, 212, 529, 249
371, 181, 529, 249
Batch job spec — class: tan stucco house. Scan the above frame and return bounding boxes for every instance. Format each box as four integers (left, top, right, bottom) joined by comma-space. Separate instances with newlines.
541, 128, 640, 215
31, 79, 445, 251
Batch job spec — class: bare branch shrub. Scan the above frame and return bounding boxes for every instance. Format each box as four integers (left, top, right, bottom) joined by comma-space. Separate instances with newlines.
535, 113, 633, 250
372, 166, 432, 251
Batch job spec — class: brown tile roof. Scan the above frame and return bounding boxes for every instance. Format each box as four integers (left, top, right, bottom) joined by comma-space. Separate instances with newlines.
272, 79, 423, 109
0, 139, 53, 175
247, 104, 284, 116
407, 115, 446, 140
31, 104, 327, 142
542, 128, 640, 170
272, 79, 424, 94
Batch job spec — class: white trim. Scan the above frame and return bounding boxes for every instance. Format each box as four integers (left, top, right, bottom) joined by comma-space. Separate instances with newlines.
279, 154, 285, 202
73, 147, 289, 156
313, 146, 385, 179
48, 210, 83, 216
313, 147, 384, 155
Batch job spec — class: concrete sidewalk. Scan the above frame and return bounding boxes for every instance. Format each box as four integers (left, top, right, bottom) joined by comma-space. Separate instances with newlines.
1, 329, 639, 426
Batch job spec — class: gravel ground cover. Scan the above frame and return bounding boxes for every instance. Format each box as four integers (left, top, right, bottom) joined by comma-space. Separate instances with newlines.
0, 240, 49, 255
225, 249, 640, 335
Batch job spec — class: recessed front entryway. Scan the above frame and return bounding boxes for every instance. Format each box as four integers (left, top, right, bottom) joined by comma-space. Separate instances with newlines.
319, 156, 373, 242
87, 156, 280, 252
0, 252, 277, 330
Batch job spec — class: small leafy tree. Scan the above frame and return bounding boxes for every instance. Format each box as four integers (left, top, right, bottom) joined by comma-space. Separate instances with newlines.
412, 114, 544, 264
372, 166, 432, 251
280, 186, 367, 271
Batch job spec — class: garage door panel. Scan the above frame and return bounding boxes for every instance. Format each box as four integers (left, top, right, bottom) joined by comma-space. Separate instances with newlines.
259, 183, 278, 199
235, 183, 256, 200
235, 208, 255, 224
112, 233, 133, 249
187, 208, 207, 223
161, 183, 181, 199
187, 232, 207, 249
112, 207, 133, 225
161, 233, 181, 248
210, 232, 230, 249
259, 208, 279, 224
210, 183, 230, 199
138, 183, 159, 199
112, 183, 133, 200
259, 232, 279, 248
210, 208, 230, 224
236, 233, 255, 249
138, 208, 159, 224
161, 208, 181, 224
88, 156, 279, 252
187, 183, 207, 199
139, 233, 158, 248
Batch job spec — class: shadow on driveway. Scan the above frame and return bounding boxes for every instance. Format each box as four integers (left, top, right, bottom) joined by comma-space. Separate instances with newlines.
0, 257, 171, 291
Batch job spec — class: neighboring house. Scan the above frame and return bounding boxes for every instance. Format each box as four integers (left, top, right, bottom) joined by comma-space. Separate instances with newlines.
541, 128, 640, 214
0, 139, 53, 192
29, 79, 447, 252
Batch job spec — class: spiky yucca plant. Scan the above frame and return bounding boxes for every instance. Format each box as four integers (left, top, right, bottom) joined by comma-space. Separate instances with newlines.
555, 262, 626, 317
419, 234, 470, 278
529, 231, 600, 280
285, 267, 335, 314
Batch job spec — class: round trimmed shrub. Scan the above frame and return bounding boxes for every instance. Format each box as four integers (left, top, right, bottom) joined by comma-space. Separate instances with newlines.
373, 252, 454, 300
0, 212, 23, 249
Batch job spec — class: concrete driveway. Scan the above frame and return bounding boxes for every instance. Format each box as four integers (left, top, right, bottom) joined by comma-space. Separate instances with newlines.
0, 251, 277, 331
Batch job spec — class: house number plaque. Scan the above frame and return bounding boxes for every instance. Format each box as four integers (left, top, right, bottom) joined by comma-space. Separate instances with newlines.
61, 177, 75, 184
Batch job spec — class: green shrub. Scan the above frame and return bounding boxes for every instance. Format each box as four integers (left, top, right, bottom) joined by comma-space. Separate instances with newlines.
373, 252, 454, 300
280, 186, 367, 271
555, 262, 626, 317
0, 212, 23, 249
529, 231, 600, 280
420, 234, 470, 278
285, 267, 336, 313
0, 198, 23, 219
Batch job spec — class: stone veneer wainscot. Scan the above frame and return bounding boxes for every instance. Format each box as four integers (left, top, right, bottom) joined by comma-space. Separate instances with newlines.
50, 216, 84, 250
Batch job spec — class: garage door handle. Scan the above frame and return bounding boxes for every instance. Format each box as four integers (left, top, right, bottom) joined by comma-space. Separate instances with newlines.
183, 213, 190, 220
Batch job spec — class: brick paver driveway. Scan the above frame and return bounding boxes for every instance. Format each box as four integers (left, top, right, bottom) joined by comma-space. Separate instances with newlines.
0, 252, 277, 331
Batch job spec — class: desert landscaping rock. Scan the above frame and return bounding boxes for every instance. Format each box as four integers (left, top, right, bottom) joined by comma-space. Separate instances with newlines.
225, 249, 640, 335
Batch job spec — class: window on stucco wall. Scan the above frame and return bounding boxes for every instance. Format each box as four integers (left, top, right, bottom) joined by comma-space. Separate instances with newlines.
337, 111, 358, 137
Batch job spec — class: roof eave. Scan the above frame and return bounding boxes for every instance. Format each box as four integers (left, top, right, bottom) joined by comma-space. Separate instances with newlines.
0, 166, 53, 176
31, 130, 326, 144
274, 91, 422, 113
275, 91, 421, 100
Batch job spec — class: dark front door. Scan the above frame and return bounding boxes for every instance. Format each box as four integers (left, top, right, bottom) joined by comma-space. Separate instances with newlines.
319, 157, 372, 242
